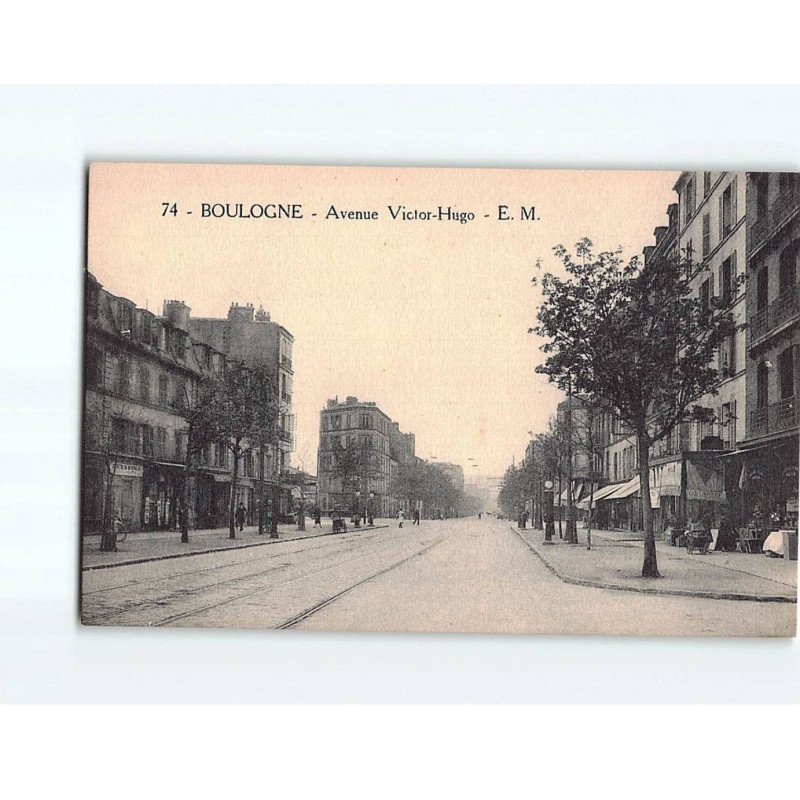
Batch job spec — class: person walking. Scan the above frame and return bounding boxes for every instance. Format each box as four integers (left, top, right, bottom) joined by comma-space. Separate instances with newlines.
235, 502, 247, 532
398, 509, 405, 528
313, 506, 321, 527
413, 508, 420, 525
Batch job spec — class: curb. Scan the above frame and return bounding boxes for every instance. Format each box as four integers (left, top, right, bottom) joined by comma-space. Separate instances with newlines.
82, 524, 390, 572
510, 525, 797, 604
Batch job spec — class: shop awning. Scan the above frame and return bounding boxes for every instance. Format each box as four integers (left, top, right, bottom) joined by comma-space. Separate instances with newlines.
604, 476, 640, 500
685, 460, 726, 502
558, 482, 585, 504
577, 481, 625, 510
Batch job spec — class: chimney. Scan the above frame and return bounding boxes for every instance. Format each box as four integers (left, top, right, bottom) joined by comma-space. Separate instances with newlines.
345, 396, 358, 405
228, 302, 255, 323
162, 299, 191, 331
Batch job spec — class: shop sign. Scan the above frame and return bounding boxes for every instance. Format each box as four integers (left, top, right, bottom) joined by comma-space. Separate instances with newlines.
115, 462, 144, 479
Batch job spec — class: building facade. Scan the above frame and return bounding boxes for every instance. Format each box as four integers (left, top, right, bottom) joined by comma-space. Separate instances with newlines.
739, 171, 800, 529
189, 302, 296, 521
82, 274, 294, 534
316, 396, 414, 517
84, 276, 206, 533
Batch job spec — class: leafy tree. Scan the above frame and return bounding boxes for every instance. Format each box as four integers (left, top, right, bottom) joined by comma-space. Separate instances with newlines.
199, 360, 280, 539
533, 239, 740, 577
330, 439, 364, 514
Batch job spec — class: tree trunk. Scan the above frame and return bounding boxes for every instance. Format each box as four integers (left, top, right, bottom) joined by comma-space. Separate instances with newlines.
638, 434, 659, 577
229, 445, 239, 539
181, 445, 192, 544
99, 464, 117, 552
270, 483, 279, 539
557, 474, 563, 538
587, 484, 594, 551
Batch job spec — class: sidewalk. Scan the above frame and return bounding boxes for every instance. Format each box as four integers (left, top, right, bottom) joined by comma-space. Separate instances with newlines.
81, 519, 391, 570
513, 523, 797, 603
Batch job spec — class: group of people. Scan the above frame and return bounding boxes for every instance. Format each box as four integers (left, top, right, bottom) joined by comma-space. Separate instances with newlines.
397, 508, 421, 527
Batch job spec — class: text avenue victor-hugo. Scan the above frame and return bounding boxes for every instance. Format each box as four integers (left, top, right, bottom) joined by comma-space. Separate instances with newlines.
160, 202, 538, 223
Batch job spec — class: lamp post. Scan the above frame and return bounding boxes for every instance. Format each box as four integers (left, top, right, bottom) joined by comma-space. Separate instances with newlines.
366, 491, 375, 526
354, 490, 362, 528
543, 479, 555, 543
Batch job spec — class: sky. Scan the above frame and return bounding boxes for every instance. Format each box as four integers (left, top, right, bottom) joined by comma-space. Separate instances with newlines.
88, 163, 681, 477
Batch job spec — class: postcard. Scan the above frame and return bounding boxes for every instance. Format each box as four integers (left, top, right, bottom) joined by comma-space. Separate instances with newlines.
80, 163, 798, 636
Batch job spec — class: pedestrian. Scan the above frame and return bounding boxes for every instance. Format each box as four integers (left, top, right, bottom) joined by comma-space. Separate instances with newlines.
398, 509, 405, 528
235, 502, 247, 532
413, 508, 420, 525
313, 506, 321, 527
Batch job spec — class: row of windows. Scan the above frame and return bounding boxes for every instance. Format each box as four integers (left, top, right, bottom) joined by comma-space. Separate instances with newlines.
320, 432, 388, 454
111, 418, 186, 462
322, 411, 389, 434
86, 346, 191, 410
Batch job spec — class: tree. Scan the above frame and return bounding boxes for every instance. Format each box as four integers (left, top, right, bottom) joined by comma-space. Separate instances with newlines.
330, 439, 364, 514
200, 360, 280, 539
533, 239, 741, 577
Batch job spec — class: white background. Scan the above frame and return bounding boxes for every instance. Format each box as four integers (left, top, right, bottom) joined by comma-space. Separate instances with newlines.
1, 85, 798, 705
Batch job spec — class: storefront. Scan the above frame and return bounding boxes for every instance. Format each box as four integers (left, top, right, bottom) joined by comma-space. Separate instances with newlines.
81, 456, 144, 533
738, 434, 799, 530
142, 463, 183, 531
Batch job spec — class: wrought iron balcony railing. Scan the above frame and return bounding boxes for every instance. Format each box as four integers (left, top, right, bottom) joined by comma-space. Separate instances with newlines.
749, 288, 800, 346
748, 182, 800, 255
748, 396, 799, 438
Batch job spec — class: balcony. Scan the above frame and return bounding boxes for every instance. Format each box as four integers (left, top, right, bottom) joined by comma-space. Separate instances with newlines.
748, 182, 800, 256
749, 396, 799, 438
749, 288, 800, 347
281, 355, 293, 371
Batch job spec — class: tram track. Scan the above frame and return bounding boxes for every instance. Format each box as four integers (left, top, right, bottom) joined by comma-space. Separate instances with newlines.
82, 530, 385, 597
82, 532, 443, 627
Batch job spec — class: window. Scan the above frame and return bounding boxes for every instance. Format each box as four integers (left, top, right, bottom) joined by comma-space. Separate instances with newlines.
139, 365, 151, 402
719, 177, 737, 239
779, 241, 799, 295
157, 427, 167, 458
117, 358, 131, 396
721, 402, 736, 449
85, 345, 104, 388
702, 213, 711, 257
757, 362, 769, 409
719, 334, 736, 378
755, 173, 769, 218
778, 346, 796, 400
720, 252, 736, 304
699, 276, 713, 312
703, 171, 712, 197
159, 373, 169, 406
142, 425, 154, 458
757, 265, 769, 311
112, 418, 126, 452
124, 421, 140, 456
683, 176, 696, 224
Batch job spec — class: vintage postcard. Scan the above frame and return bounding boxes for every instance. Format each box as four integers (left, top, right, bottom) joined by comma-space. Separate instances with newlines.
80, 163, 798, 636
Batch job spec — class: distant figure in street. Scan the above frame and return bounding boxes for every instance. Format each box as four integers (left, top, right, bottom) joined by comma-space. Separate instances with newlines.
715, 513, 738, 552
235, 503, 247, 532
398, 510, 405, 528
313, 507, 321, 527
413, 508, 420, 525
478, 512, 482, 519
